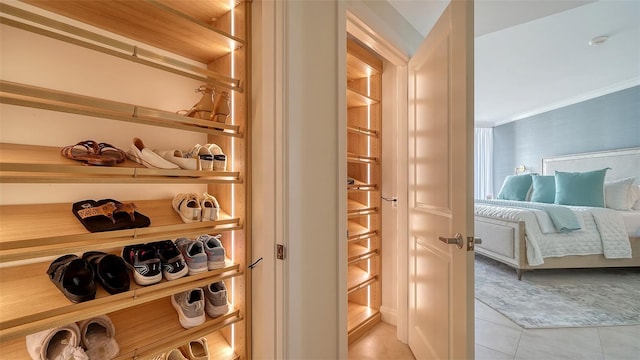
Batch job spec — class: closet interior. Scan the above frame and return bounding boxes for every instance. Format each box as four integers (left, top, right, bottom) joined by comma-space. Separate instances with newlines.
0, 1, 251, 359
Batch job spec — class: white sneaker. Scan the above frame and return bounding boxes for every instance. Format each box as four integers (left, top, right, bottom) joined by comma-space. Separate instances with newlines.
154, 149, 198, 170
200, 193, 220, 221
187, 144, 213, 171
172, 193, 202, 223
127, 138, 179, 169
171, 289, 206, 329
204, 143, 227, 171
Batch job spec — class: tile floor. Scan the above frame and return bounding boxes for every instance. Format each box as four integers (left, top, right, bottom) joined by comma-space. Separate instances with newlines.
349, 300, 640, 360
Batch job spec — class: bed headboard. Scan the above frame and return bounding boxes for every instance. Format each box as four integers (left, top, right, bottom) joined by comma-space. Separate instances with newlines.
542, 147, 640, 184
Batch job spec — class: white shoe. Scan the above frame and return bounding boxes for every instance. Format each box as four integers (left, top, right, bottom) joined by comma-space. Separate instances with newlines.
200, 192, 220, 221
127, 138, 179, 169
172, 193, 202, 223
154, 149, 198, 170
188, 144, 213, 171
204, 143, 227, 171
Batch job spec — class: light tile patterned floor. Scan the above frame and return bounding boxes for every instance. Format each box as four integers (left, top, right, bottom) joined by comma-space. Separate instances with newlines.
349, 300, 640, 360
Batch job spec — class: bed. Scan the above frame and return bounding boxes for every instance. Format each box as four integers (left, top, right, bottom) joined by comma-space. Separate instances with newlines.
474, 147, 640, 279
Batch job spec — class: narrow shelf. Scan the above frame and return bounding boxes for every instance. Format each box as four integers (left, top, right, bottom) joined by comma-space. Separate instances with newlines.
347, 265, 377, 294
347, 152, 378, 165
347, 125, 378, 138
348, 243, 378, 264
347, 199, 378, 218
347, 302, 381, 343
347, 221, 378, 242
0, 199, 241, 263
0, 258, 242, 342
348, 178, 377, 191
0, 81, 242, 137
346, 88, 379, 109
346, 38, 382, 81
18, 1, 245, 64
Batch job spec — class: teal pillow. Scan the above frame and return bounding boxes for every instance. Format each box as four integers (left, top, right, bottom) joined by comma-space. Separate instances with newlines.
554, 168, 609, 207
530, 175, 555, 203
497, 174, 532, 201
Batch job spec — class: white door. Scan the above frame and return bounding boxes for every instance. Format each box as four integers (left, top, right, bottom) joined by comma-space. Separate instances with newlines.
407, 1, 475, 359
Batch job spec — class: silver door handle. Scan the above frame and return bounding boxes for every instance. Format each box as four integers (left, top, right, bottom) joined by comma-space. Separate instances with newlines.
439, 233, 463, 249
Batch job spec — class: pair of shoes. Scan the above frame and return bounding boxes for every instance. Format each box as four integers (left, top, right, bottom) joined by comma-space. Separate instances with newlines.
177, 85, 230, 126
171, 281, 229, 329
186, 144, 227, 171
61, 140, 126, 166
172, 193, 221, 223
83, 251, 130, 294
73, 199, 150, 233
154, 149, 198, 170
127, 137, 180, 169
47, 254, 96, 303
176, 235, 226, 274
25, 315, 119, 360
122, 241, 188, 284
154, 338, 209, 360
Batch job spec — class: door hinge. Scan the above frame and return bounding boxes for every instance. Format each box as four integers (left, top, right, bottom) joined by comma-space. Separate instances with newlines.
276, 244, 286, 260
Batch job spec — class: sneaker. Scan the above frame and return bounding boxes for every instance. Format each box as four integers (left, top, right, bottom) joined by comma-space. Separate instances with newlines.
197, 234, 226, 270
122, 243, 162, 286
203, 281, 229, 318
179, 338, 209, 360
175, 238, 208, 275
200, 193, 220, 221
187, 144, 213, 171
172, 193, 202, 223
171, 288, 206, 329
150, 240, 189, 281
204, 143, 227, 171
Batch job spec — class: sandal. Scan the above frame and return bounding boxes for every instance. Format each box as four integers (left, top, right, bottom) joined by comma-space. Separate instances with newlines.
177, 85, 215, 120
82, 251, 130, 294
47, 254, 96, 303
61, 140, 125, 166
72, 199, 150, 233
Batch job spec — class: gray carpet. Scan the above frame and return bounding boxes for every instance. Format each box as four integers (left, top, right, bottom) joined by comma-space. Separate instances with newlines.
474, 255, 640, 329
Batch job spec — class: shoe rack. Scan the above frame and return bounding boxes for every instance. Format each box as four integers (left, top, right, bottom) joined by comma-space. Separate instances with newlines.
346, 36, 383, 344
0, 1, 251, 359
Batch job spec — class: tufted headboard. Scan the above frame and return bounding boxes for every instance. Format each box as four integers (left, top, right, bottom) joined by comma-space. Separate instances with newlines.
542, 147, 640, 184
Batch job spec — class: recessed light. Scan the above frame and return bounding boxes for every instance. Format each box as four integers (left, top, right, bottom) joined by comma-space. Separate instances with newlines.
589, 35, 609, 46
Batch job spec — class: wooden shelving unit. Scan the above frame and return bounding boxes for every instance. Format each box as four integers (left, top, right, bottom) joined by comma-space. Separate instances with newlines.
345, 36, 383, 344
0, 1, 251, 358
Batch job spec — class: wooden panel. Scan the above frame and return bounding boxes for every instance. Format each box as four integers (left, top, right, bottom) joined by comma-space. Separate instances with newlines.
346, 38, 383, 81
347, 265, 377, 293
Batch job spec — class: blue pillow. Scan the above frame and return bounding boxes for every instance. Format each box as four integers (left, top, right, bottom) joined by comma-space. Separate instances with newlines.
497, 174, 532, 201
554, 168, 609, 207
530, 175, 555, 203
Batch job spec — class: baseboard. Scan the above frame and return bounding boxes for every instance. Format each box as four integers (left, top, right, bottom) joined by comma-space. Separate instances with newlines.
380, 306, 397, 325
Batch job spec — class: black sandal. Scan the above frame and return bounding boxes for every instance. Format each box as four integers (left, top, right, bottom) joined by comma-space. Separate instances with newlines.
47, 254, 96, 303
82, 251, 131, 295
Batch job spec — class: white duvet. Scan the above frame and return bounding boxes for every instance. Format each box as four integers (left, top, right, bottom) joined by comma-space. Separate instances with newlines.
474, 202, 632, 266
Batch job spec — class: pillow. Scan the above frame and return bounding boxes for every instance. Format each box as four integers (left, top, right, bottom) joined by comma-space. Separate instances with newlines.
530, 175, 555, 203
554, 168, 609, 207
604, 177, 636, 210
631, 185, 640, 210
497, 174, 532, 201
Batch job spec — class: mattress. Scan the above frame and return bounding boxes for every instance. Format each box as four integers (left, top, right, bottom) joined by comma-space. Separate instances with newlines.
620, 210, 640, 237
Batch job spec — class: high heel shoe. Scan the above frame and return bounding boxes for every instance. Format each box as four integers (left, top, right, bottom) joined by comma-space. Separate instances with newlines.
212, 90, 231, 125
178, 85, 215, 120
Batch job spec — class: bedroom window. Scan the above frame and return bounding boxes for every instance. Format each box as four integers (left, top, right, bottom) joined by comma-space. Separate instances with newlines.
474, 127, 494, 199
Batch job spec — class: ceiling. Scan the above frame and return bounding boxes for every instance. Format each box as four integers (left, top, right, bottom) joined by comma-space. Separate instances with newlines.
387, 0, 640, 126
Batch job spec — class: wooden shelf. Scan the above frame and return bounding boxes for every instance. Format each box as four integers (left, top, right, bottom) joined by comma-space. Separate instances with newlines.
346, 88, 379, 109
347, 199, 377, 218
348, 178, 377, 191
347, 265, 377, 294
0, 258, 242, 342
0, 199, 241, 263
347, 302, 381, 344
347, 152, 378, 165
348, 243, 378, 264
347, 221, 377, 242
19, 1, 245, 65
347, 125, 378, 138
346, 38, 382, 81
0, 81, 242, 137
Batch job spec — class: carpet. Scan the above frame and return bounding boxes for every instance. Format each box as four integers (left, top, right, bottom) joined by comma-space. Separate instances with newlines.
474, 255, 640, 329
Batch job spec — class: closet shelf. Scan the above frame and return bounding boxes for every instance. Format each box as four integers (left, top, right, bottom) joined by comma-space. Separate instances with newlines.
347, 265, 377, 294
346, 38, 382, 81
347, 221, 378, 242
0, 199, 240, 263
347, 125, 378, 137
348, 178, 377, 191
347, 199, 378, 217
17, 1, 245, 65
347, 152, 378, 165
0, 260, 242, 342
347, 302, 380, 343
0, 81, 242, 137
346, 88, 379, 109
348, 243, 378, 264
0, 143, 241, 184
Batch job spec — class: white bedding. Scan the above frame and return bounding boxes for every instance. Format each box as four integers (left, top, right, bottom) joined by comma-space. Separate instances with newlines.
620, 210, 640, 237
474, 202, 633, 266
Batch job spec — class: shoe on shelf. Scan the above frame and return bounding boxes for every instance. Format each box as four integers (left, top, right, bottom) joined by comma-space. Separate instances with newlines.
82, 251, 130, 294
77, 315, 120, 360
122, 243, 162, 286
127, 137, 180, 169
197, 234, 226, 270
187, 144, 213, 171
180, 338, 209, 360
165, 348, 189, 360
175, 238, 208, 275
150, 240, 189, 281
172, 193, 202, 223
171, 288, 206, 329
154, 149, 198, 170
26, 323, 88, 360
203, 281, 229, 318
212, 90, 231, 125
203, 143, 227, 171
200, 193, 220, 222
177, 85, 215, 120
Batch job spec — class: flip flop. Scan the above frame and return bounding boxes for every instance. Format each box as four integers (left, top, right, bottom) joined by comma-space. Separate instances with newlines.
61, 140, 120, 166
47, 254, 96, 303
72, 199, 150, 233
82, 251, 130, 294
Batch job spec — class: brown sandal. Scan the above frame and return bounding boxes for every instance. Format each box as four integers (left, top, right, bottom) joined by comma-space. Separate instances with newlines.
61, 140, 125, 166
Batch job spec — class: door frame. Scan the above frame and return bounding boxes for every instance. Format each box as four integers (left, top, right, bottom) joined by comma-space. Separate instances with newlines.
345, 11, 410, 343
